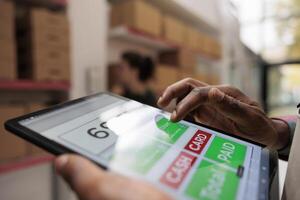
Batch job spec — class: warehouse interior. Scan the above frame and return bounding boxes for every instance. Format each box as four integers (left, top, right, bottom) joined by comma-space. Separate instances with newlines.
0, 0, 299, 199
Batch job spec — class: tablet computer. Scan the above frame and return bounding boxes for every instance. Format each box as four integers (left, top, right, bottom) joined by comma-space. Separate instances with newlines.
5, 92, 278, 200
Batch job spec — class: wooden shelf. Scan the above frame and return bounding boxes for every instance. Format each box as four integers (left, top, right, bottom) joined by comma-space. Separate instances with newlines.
0, 155, 54, 175
0, 80, 70, 91
13, 0, 68, 9
109, 26, 221, 61
109, 26, 179, 50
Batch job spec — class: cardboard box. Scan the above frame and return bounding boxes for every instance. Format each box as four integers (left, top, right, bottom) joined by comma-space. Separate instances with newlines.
202, 36, 222, 58
35, 65, 70, 81
19, 59, 70, 81
111, 0, 162, 36
153, 65, 180, 94
110, 2, 124, 28
31, 8, 69, 31
0, 39, 16, 61
0, 40, 17, 80
32, 49, 70, 81
33, 47, 69, 65
162, 15, 185, 44
0, 1, 14, 18
184, 27, 199, 50
202, 36, 216, 55
0, 59, 17, 80
193, 73, 208, 83
196, 32, 208, 53
0, 105, 27, 161
32, 28, 70, 49
26, 103, 48, 156
211, 40, 222, 58
30, 8, 70, 50
178, 71, 208, 83
18, 45, 70, 81
0, 2, 16, 80
0, 19, 14, 41
0, 1, 14, 24
158, 49, 197, 72
0, 1, 14, 40
31, 11, 69, 49
207, 74, 221, 85
17, 7, 71, 81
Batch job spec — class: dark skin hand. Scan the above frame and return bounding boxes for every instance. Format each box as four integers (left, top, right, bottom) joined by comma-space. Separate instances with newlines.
56, 79, 290, 200
158, 78, 289, 150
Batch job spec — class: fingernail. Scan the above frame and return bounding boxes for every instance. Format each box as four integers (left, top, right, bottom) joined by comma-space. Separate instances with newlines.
171, 110, 177, 120
158, 97, 162, 103
55, 155, 69, 172
157, 96, 164, 107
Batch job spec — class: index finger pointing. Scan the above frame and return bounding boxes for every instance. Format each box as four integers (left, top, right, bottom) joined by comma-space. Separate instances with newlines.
157, 78, 206, 108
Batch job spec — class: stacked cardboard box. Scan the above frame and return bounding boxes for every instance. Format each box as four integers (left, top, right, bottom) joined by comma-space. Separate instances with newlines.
210, 39, 222, 58
158, 49, 197, 72
111, 0, 162, 37
203, 36, 222, 58
197, 32, 209, 53
0, 105, 27, 161
152, 65, 180, 95
209, 75, 220, 85
178, 72, 208, 83
184, 27, 199, 50
18, 8, 70, 81
183, 25, 222, 59
0, 1, 17, 80
162, 15, 185, 45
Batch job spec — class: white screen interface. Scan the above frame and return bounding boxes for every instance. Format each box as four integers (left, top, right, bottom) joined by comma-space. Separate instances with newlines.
20, 94, 265, 200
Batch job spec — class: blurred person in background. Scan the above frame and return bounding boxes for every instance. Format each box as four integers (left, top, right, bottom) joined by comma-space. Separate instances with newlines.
112, 51, 157, 107
55, 78, 298, 200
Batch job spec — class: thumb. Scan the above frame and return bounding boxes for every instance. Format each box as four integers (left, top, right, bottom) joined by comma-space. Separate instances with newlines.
55, 154, 106, 200
55, 155, 172, 200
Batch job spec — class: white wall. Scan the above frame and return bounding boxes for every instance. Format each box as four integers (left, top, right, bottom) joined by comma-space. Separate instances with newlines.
68, 0, 109, 99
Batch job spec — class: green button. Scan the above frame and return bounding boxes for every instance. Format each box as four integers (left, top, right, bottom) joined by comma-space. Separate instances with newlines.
185, 160, 239, 200
155, 115, 188, 144
205, 136, 247, 169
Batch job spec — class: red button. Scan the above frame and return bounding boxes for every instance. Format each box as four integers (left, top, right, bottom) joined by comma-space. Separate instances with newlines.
160, 152, 196, 189
184, 130, 211, 154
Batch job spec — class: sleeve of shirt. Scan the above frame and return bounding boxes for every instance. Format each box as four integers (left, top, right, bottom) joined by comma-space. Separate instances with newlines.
274, 116, 297, 160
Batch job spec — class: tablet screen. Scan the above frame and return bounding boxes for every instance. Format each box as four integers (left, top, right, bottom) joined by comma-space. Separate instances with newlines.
19, 93, 268, 200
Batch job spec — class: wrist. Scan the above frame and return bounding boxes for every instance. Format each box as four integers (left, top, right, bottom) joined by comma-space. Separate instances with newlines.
271, 118, 290, 150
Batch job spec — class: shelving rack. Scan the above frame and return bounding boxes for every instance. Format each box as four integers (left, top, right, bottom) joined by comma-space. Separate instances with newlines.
107, 0, 223, 87
0, 155, 54, 175
109, 25, 221, 62
108, 0, 219, 35
0, 80, 70, 91
109, 26, 178, 51
0, 0, 70, 172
